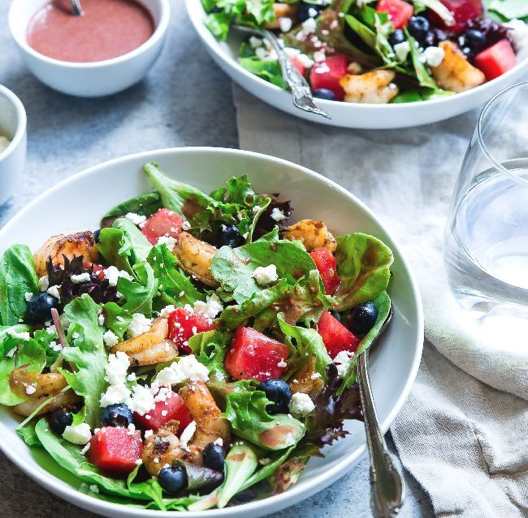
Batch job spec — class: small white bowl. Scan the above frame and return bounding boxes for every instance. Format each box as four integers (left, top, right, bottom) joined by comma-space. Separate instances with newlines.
186, 0, 528, 129
0, 85, 27, 206
8, 0, 170, 97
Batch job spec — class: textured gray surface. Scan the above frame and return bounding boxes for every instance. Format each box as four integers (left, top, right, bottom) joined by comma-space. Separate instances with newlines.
0, 4, 432, 517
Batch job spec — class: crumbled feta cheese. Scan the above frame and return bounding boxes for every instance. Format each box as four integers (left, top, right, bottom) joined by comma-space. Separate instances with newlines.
253, 264, 279, 285
249, 36, 263, 48
310, 372, 322, 380
127, 423, 136, 435
289, 393, 315, 416
504, 19, 528, 51
71, 273, 91, 284
47, 285, 61, 301
314, 62, 330, 74
38, 275, 49, 292
125, 212, 147, 226
46, 324, 56, 335
81, 443, 91, 455
296, 53, 314, 69
178, 355, 210, 382
393, 41, 410, 62
60, 314, 70, 330
25, 384, 36, 395
127, 384, 155, 416
334, 350, 355, 378
127, 373, 136, 382
103, 330, 119, 347
63, 423, 92, 445
270, 208, 287, 222
6, 329, 30, 341
301, 17, 317, 35
97, 312, 105, 326
135, 459, 143, 465
423, 46, 445, 67
193, 294, 223, 319
49, 341, 62, 352
214, 438, 224, 446
24, 292, 33, 302
156, 365, 186, 387
100, 383, 131, 407
6, 348, 16, 358
127, 313, 152, 337
277, 359, 287, 368
259, 458, 271, 466
279, 17, 292, 33
103, 266, 119, 287
89, 484, 99, 494
104, 351, 130, 385
179, 421, 197, 450
72, 332, 80, 340
181, 220, 191, 231
144, 430, 154, 439
159, 305, 176, 318
313, 50, 326, 63
157, 235, 177, 252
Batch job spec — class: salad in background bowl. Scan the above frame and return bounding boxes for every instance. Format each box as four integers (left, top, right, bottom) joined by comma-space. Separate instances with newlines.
0, 148, 423, 517
186, 0, 528, 128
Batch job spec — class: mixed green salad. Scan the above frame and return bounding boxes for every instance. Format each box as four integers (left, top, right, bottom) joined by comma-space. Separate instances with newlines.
0, 163, 393, 510
201, 0, 528, 104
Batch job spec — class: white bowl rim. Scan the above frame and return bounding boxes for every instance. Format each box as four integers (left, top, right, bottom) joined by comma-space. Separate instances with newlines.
0, 84, 27, 164
185, 0, 528, 111
8, 0, 171, 69
0, 147, 424, 517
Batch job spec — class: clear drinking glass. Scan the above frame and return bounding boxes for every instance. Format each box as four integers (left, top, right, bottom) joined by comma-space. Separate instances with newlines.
444, 82, 528, 321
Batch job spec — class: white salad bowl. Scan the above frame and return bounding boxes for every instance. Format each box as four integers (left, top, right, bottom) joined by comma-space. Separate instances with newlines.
8, 0, 170, 97
0, 147, 423, 518
186, 0, 528, 129
0, 84, 27, 206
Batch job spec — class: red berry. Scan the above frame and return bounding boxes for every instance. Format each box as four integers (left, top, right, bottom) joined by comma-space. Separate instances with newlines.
90, 427, 142, 474
317, 311, 360, 359
225, 327, 289, 382
168, 307, 217, 353
141, 208, 184, 245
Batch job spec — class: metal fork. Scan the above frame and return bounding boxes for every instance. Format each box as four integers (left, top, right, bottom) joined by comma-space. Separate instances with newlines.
357, 307, 406, 518
233, 25, 331, 120
69, 0, 83, 16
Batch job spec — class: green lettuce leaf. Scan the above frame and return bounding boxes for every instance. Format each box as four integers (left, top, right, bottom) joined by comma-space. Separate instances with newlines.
64, 294, 104, 350
224, 390, 305, 451
112, 218, 152, 265
102, 302, 132, 339
484, 0, 528, 21
332, 233, 393, 311
97, 228, 134, 275
101, 192, 162, 227
0, 245, 39, 326
188, 329, 231, 382
239, 57, 288, 89
119, 262, 159, 316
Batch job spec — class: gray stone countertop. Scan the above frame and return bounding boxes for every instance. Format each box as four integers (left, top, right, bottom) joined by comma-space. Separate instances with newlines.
0, 5, 432, 517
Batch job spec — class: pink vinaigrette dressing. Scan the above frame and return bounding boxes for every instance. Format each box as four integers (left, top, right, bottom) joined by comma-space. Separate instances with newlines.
27, 0, 155, 63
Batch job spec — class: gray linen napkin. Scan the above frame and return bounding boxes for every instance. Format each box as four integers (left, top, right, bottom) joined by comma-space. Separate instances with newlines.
233, 85, 528, 517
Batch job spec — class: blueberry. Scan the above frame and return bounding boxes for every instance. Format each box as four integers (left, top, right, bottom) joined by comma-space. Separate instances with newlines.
93, 229, 101, 243
464, 29, 487, 52
158, 466, 188, 495
203, 443, 226, 472
49, 407, 73, 435
347, 302, 378, 337
422, 31, 437, 48
101, 404, 133, 428
313, 88, 335, 101
258, 379, 291, 415
26, 293, 59, 323
407, 16, 430, 42
297, 2, 323, 23
216, 224, 245, 248
388, 29, 405, 47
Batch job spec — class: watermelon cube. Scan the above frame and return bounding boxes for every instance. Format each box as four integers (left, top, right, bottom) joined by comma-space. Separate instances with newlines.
225, 327, 289, 382
90, 427, 142, 474
168, 307, 217, 353
317, 311, 360, 359
133, 390, 192, 433
376, 0, 414, 30
475, 39, 517, 81
310, 54, 348, 101
141, 208, 184, 245
310, 248, 340, 295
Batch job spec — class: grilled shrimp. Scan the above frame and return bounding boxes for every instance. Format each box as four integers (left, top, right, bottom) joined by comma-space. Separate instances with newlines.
10, 370, 80, 416
431, 41, 485, 93
142, 382, 231, 476
111, 317, 178, 367
265, 3, 298, 29
34, 231, 98, 277
283, 219, 337, 253
173, 232, 219, 288
340, 70, 399, 104
142, 420, 183, 476
180, 381, 231, 455
289, 356, 324, 397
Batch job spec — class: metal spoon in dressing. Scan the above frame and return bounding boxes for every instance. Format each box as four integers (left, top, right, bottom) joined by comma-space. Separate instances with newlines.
70, 0, 84, 16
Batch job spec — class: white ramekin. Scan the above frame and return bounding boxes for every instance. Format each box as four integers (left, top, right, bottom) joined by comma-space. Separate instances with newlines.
0, 85, 27, 206
8, 0, 170, 97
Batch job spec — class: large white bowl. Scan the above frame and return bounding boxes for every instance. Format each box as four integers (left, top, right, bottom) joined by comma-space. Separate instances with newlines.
9, 0, 170, 97
186, 0, 528, 129
0, 147, 423, 518
0, 84, 27, 206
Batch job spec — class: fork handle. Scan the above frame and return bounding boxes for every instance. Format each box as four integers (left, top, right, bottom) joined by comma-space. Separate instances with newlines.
357, 352, 405, 518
